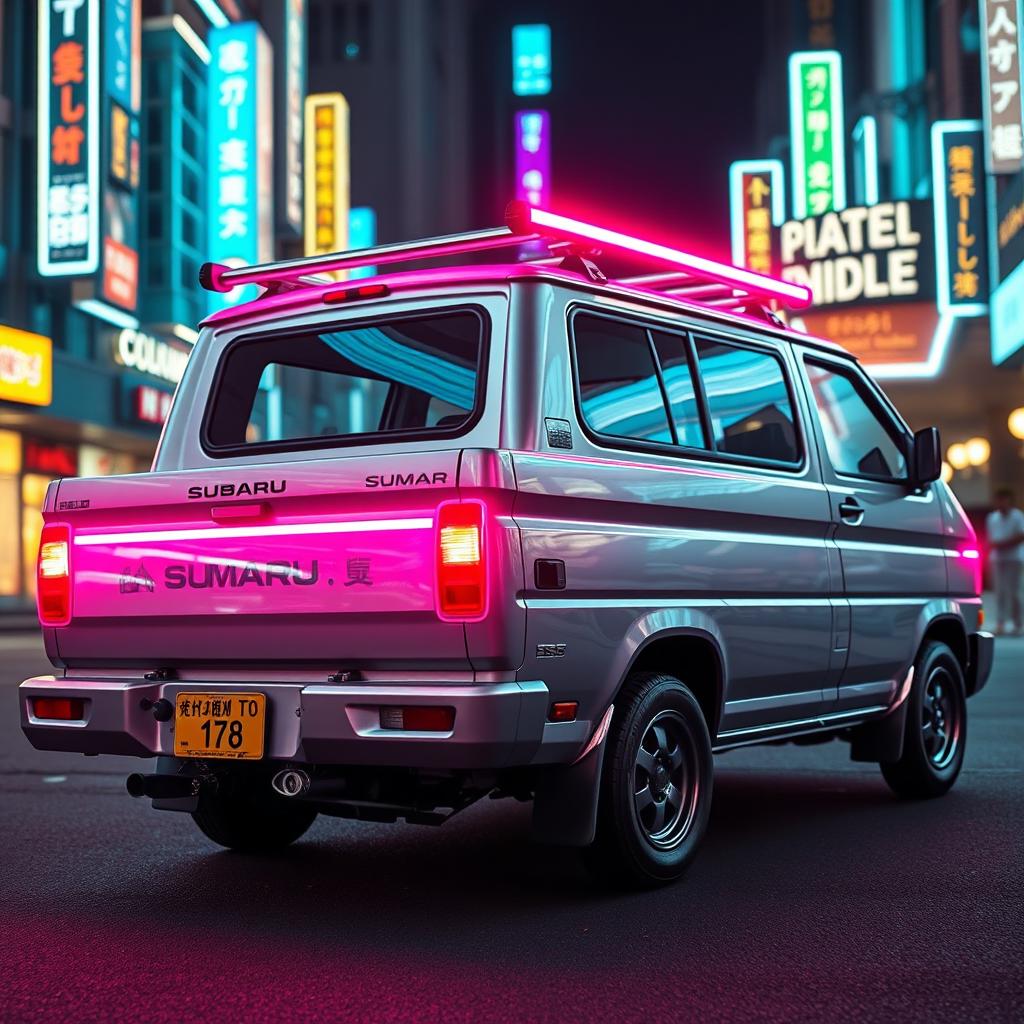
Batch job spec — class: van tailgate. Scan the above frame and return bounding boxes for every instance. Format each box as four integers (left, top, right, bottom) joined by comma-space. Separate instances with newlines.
48, 452, 467, 668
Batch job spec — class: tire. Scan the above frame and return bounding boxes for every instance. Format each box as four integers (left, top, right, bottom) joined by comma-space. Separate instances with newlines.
192, 787, 317, 853
881, 640, 967, 800
587, 673, 713, 887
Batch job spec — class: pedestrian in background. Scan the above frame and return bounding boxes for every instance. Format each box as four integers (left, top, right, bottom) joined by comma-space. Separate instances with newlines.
986, 487, 1024, 635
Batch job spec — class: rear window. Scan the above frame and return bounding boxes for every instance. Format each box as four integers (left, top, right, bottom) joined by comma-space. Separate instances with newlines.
204, 310, 485, 453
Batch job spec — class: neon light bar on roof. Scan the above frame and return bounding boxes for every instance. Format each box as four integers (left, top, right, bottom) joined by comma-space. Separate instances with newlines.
508, 203, 812, 308
200, 200, 813, 310
203, 225, 538, 292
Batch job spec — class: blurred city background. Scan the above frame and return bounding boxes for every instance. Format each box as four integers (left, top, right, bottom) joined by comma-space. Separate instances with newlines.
0, 0, 1023, 620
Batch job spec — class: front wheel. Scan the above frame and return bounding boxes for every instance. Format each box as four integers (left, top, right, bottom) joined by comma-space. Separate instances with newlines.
192, 787, 318, 853
880, 640, 967, 799
587, 673, 713, 887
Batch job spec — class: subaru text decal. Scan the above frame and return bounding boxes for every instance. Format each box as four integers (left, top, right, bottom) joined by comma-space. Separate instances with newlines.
187, 480, 287, 499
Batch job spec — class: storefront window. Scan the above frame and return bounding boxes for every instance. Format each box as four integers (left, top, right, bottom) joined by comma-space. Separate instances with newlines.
21, 473, 51, 603
0, 430, 20, 597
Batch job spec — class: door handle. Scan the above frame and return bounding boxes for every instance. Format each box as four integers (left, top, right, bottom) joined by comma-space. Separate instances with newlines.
838, 497, 864, 525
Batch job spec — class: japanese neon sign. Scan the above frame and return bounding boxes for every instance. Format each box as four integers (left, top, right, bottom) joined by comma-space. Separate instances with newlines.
303, 93, 349, 258
512, 24, 551, 97
789, 50, 846, 218
932, 121, 988, 317
979, 0, 1024, 174
37, 0, 100, 276
728, 160, 784, 273
207, 22, 274, 307
515, 111, 550, 208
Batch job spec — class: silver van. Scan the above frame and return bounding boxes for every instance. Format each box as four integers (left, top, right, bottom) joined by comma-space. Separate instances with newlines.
21, 203, 992, 885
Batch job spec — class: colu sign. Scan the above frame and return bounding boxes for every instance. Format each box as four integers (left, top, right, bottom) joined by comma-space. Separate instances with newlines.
779, 200, 935, 307
114, 329, 190, 384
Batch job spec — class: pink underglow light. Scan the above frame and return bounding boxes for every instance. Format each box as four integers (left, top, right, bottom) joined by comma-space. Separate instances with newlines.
508, 203, 813, 309
959, 547, 981, 560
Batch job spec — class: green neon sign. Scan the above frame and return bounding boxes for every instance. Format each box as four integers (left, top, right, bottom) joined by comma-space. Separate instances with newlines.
789, 50, 846, 218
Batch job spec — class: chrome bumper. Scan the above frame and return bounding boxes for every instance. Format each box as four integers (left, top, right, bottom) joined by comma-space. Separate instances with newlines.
18, 675, 593, 769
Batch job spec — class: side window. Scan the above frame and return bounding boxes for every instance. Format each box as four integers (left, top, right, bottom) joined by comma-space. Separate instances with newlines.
804, 360, 908, 480
573, 315, 673, 444
693, 337, 800, 464
650, 332, 706, 449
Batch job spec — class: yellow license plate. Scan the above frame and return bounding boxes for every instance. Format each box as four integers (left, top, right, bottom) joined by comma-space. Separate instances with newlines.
174, 692, 266, 760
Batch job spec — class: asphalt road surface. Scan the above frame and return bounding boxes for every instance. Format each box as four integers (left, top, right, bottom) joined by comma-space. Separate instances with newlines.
1, 632, 1022, 1024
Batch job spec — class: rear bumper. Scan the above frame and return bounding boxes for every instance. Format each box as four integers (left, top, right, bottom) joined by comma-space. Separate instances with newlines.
966, 631, 994, 696
19, 675, 587, 769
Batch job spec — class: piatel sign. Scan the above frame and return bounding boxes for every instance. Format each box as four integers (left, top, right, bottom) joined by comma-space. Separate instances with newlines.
778, 200, 935, 308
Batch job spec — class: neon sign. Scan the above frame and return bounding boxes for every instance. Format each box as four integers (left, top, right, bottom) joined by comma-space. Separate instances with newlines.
515, 111, 550, 208
303, 93, 349, 258
728, 159, 784, 272
789, 50, 846, 218
37, 0, 100, 276
207, 21, 274, 306
512, 24, 551, 97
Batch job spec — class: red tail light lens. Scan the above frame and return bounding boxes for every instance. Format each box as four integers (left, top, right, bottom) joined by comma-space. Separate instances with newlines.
379, 706, 455, 731
33, 697, 85, 721
436, 500, 486, 620
37, 524, 71, 626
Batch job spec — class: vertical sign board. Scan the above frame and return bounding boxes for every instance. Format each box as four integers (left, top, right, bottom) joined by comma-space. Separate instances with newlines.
271, 0, 305, 235
100, 0, 141, 312
728, 160, 785, 272
37, 0, 100, 276
347, 207, 376, 280
512, 24, 551, 97
789, 50, 846, 217
931, 121, 989, 317
208, 23, 274, 308
979, 0, 1024, 174
991, 169, 1024, 362
303, 93, 349, 258
515, 111, 551, 208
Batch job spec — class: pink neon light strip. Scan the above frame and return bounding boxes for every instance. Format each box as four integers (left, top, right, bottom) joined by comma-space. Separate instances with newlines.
74, 517, 433, 547
520, 206, 812, 309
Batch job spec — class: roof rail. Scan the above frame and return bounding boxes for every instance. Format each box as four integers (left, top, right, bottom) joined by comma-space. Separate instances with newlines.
199, 200, 813, 310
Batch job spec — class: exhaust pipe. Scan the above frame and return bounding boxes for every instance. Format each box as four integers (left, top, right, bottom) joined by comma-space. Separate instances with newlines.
126, 773, 196, 800
271, 768, 311, 798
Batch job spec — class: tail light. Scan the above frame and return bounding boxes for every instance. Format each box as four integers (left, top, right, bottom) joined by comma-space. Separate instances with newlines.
959, 546, 983, 596
37, 524, 71, 626
379, 706, 455, 731
32, 697, 85, 721
436, 500, 487, 620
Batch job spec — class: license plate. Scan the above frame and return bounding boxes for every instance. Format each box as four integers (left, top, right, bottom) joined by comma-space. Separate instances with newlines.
174, 692, 266, 760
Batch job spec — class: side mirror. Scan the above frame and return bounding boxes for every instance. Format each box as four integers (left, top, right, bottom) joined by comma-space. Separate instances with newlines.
912, 426, 942, 486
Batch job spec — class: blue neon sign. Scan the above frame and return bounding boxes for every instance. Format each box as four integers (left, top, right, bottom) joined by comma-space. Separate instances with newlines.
348, 206, 376, 279
207, 22, 273, 308
512, 24, 551, 96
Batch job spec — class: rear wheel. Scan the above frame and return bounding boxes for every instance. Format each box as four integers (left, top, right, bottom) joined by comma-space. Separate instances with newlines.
192, 787, 317, 853
881, 640, 966, 799
588, 673, 713, 887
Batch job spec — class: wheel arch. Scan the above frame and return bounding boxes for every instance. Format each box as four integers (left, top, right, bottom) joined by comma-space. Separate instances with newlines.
919, 614, 968, 675
619, 628, 726, 740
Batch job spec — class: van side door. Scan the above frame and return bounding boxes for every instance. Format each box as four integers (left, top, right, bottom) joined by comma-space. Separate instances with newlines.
795, 349, 944, 711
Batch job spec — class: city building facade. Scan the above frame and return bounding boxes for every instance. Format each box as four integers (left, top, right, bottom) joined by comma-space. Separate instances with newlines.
0, 0, 300, 612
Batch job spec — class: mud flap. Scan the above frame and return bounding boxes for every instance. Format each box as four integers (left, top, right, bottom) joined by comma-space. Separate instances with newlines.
849, 700, 908, 763
531, 741, 607, 847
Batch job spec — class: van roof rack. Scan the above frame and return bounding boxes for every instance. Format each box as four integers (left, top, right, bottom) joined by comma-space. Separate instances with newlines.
199, 200, 812, 311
